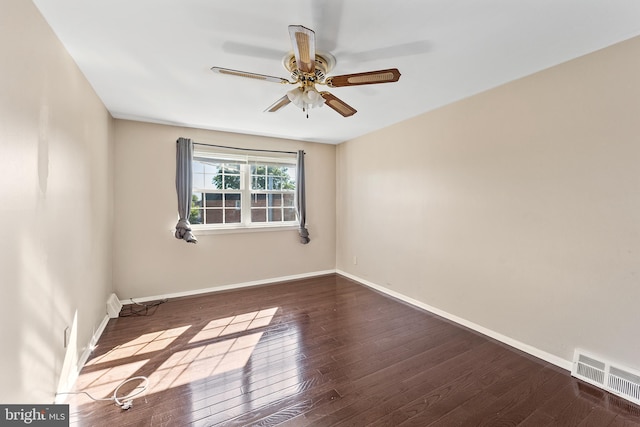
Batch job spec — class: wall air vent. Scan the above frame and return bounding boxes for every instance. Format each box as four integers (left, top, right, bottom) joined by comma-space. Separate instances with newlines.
572, 349, 640, 406
106, 293, 122, 318
608, 366, 640, 404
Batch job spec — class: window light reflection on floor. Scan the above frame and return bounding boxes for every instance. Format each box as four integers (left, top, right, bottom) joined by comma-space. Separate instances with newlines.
189, 307, 279, 344
72, 307, 280, 403
149, 332, 265, 393
86, 325, 191, 365
150, 307, 280, 393
70, 360, 149, 404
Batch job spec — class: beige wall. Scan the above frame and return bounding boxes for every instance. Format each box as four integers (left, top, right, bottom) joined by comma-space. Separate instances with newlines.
113, 120, 336, 299
0, 0, 114, 403
337, 36, 640, 371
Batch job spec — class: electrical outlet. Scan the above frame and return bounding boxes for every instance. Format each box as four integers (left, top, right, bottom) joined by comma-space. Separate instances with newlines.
63, 326, 70, 348
353, 256, 357, 265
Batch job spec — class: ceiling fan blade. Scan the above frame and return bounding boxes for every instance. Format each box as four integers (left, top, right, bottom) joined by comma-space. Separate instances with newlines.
326, 68, 401, 87
264, 95, 291, 113
320, 92, 357, 117
288, 25, 316, 74
211, 67, 290, 84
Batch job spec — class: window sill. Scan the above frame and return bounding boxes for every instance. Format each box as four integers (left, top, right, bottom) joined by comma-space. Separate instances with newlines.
187, 223, 300, 236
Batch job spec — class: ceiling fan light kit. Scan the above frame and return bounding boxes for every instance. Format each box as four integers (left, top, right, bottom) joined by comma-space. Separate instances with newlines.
212, 25, 401, 118
287, 86, 324, 111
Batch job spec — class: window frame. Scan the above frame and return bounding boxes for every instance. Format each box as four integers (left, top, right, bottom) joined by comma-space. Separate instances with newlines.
190, 149, 298, 234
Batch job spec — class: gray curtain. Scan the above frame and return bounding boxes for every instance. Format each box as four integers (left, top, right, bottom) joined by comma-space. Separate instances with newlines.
175, 137, 197, 243
296, 150, 310, 244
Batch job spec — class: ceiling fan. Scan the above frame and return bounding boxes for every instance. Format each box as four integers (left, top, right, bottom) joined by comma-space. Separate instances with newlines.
212, 25, 401, 118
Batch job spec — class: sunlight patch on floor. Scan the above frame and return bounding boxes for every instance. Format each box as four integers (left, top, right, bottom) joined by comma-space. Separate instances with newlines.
70, 360, 149, 403
189, 307, 278, 344
86, 325, 191, 365
70, 307, 280, 406
149, 332, 264, 393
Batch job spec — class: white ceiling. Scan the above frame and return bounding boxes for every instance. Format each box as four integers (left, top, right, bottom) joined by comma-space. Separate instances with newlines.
33, 0, 640, 144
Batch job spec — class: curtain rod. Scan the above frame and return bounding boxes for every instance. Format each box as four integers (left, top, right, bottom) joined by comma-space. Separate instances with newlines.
183, 140, 303, 155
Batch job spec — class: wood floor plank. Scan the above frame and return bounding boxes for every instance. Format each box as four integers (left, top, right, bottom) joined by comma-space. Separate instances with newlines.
517, 410, 557, 427
576, 406, 619, 427
303, 336, 491, 425
476, 368, 567, 426
62, 274, 640, 426
376, 346, 549, 426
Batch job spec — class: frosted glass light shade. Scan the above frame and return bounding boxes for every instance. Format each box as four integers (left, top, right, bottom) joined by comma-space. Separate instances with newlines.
287, 86, 325, 110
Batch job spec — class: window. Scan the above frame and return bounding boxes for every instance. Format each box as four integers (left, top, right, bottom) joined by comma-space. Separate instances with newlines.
190, 150, 297, 230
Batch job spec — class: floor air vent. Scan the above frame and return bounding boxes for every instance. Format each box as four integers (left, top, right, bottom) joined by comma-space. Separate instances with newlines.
572, 350, 640, 405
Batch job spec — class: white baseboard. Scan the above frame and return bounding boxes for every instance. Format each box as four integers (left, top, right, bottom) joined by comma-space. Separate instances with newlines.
82, 314, 110, 367
336, 269, 572, 372
55, 312, 111, 403
119, 269, 337, 305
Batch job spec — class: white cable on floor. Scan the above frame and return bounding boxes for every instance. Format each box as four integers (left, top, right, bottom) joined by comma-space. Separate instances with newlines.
57, 376, 149, 410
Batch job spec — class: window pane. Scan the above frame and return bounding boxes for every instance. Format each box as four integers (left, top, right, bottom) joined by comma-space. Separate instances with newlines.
267, 165, 279, 175
225, 193, 241, 207
190, 193, 203, 224
224, 163, 240, 173
204, 173, 219, 190
250, 164, 263, 175
192, 162, 205, 173
283, 208, 296, 221
268, 194, 282, 207
268, 208, 282, 222
225, 208, 241, 223
283, 193, 294, 207
251, 193, 266, 207
252, 176, 265, 190
204, 163, 219, 174
285, 167, 296, 190
205, 193, 223, 207
224, 174, 241, 190
203, 163, 222, 189
205, 209, 223, 224
192, 172, 205, 189
190, 208, 203, 224
267, 176, 282, 190
252, 209, 266, 222
191, 192, 203, 208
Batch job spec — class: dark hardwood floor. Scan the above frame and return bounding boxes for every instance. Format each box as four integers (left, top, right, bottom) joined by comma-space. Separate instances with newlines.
65, 274, 640, 426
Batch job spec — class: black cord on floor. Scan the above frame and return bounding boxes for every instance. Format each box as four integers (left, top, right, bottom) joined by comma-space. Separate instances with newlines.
119, 298, 168, 317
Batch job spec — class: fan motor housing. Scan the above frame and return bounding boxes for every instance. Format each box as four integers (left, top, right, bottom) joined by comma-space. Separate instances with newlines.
283, 52, 336, 82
